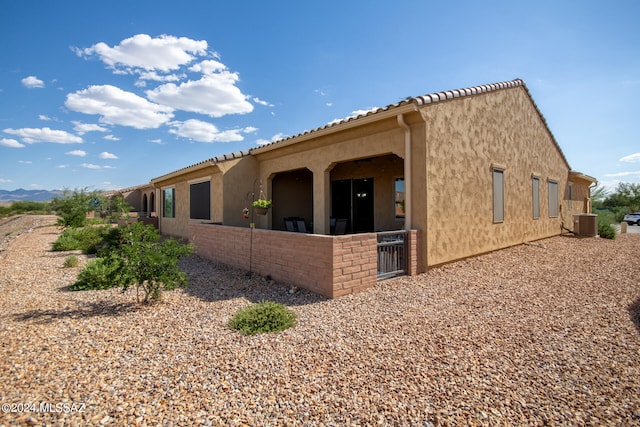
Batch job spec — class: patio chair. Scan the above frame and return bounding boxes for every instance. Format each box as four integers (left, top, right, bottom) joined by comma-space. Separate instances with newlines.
284, 218, 296, 232
296, 219, 308, 233
334, 218, 347, 235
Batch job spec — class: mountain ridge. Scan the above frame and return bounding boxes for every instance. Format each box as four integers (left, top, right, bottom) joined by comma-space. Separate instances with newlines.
0, 188, 63, 202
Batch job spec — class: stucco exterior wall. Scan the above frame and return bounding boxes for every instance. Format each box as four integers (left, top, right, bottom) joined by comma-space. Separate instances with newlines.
155, 166, 221, 238
420, 87, 588, 266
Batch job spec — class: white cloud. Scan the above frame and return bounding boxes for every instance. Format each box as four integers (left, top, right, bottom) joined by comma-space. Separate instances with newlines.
0, 178, 13, 183
77, 34, 207, 73
168, 119, 254, 143
0, 138, 26, 148
21, 76, 45, 88
104, 135, 120, 141
99, 151, 118, 159
136, 71, 185, 83
256, 133, 287, 146
18, 160, 33, 164
148, 138, 164, 145
56, 164, 68, 169
81, 163, 114, 170
189, 59, 226, 75
620, 153, 640, 163
72, 121, 108, 135
39, 115, 51, 121
253, 97, 274, 107
603, 170, 640, 177
65, 85, 174, 129
3, 127, 82, 144
146, 73, 253, 118
66, 150, 87, 157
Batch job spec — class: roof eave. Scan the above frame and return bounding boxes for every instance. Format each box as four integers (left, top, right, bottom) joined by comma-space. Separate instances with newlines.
569, 170, 598, 184
250, 103, 419, 155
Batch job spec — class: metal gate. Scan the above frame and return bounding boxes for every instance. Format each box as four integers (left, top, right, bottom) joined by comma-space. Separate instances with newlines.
377, 230, 407, 280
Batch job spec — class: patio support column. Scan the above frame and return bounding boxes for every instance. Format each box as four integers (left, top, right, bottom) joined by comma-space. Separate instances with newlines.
397, 114, 412, 230
311, 165, 331, 234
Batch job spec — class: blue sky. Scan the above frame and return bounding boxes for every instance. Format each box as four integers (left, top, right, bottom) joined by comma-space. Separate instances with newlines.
1, 0, 638, 193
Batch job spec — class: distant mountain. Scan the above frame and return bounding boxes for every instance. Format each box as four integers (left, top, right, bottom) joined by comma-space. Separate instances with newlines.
0, 189, 63, 202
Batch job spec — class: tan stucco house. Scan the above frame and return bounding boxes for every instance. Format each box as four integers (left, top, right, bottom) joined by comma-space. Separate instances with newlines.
148, 78, 596, 298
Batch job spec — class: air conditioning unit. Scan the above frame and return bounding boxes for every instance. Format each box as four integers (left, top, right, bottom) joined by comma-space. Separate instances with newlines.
573, 214, 598, 237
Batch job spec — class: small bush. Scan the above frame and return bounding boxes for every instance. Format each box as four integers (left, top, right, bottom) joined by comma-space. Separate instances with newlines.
70, 257, 120, 291
52, 226, 110, 253
70, 222, 192, 303
228, 301, 297, 335
63, 255, 79, 268
51, 187, 98, 228
598, 221, 616, 240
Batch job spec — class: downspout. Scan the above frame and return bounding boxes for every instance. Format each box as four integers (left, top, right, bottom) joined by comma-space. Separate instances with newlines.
397, 114, 412, 231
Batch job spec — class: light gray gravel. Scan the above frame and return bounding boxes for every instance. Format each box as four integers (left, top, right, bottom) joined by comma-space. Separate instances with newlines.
1, 216, 639, 426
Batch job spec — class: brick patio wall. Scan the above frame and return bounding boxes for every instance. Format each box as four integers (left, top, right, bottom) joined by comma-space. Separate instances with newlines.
188, 223, 411, 298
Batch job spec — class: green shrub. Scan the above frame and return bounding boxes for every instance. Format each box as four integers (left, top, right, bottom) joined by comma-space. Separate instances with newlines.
228, 301, 297, 335
63, 255, 79, 268
598, 221, 616, 240
70, 222, 192, 303
51, 187, 99, 228
52, 226, 110, 253
70, 257, 120, 290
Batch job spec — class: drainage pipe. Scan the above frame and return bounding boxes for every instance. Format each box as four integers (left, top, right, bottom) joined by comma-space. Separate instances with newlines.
397, 114, 412, 230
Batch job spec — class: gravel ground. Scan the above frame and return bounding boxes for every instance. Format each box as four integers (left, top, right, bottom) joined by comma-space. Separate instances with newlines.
1, 216, 639, 426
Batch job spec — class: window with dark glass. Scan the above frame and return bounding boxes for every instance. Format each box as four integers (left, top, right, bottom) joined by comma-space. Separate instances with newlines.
190, 181, 211, 220
163, 188, 175, 218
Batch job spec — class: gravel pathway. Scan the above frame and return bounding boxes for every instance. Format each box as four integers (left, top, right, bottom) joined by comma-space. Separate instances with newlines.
1, 217, 639, 426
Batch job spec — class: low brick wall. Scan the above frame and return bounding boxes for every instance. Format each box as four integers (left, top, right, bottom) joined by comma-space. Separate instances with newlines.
188, 223, 387, 298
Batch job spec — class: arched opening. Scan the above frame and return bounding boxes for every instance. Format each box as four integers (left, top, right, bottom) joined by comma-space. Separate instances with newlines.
149, 192, 156, 216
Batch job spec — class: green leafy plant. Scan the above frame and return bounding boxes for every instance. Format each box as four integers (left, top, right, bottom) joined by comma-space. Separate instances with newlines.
63, 255, 79, 268
71, 222, 192, 303
50, 187, 100, 228
109, 194, 133, 223
52, 225, 111, 253
70, 257, 121, 291
597, 221, 616, 240
228, 300, 297, 335
252, 199, 272, 209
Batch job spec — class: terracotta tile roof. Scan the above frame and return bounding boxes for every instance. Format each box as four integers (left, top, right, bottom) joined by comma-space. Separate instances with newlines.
151, 78, 582, 182
150, 150, 251, 183
252, 78, 525, 149
251, 77, 570, 168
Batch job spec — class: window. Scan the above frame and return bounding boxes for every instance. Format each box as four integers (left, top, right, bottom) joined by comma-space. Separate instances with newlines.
163, 188, 175, 218
492, 168, 504, 223
568, 183, 573, 210
532, 176, 540, 219
190, 181, 211, 220
394, 178, 405, 219
548, 180, 559, 218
